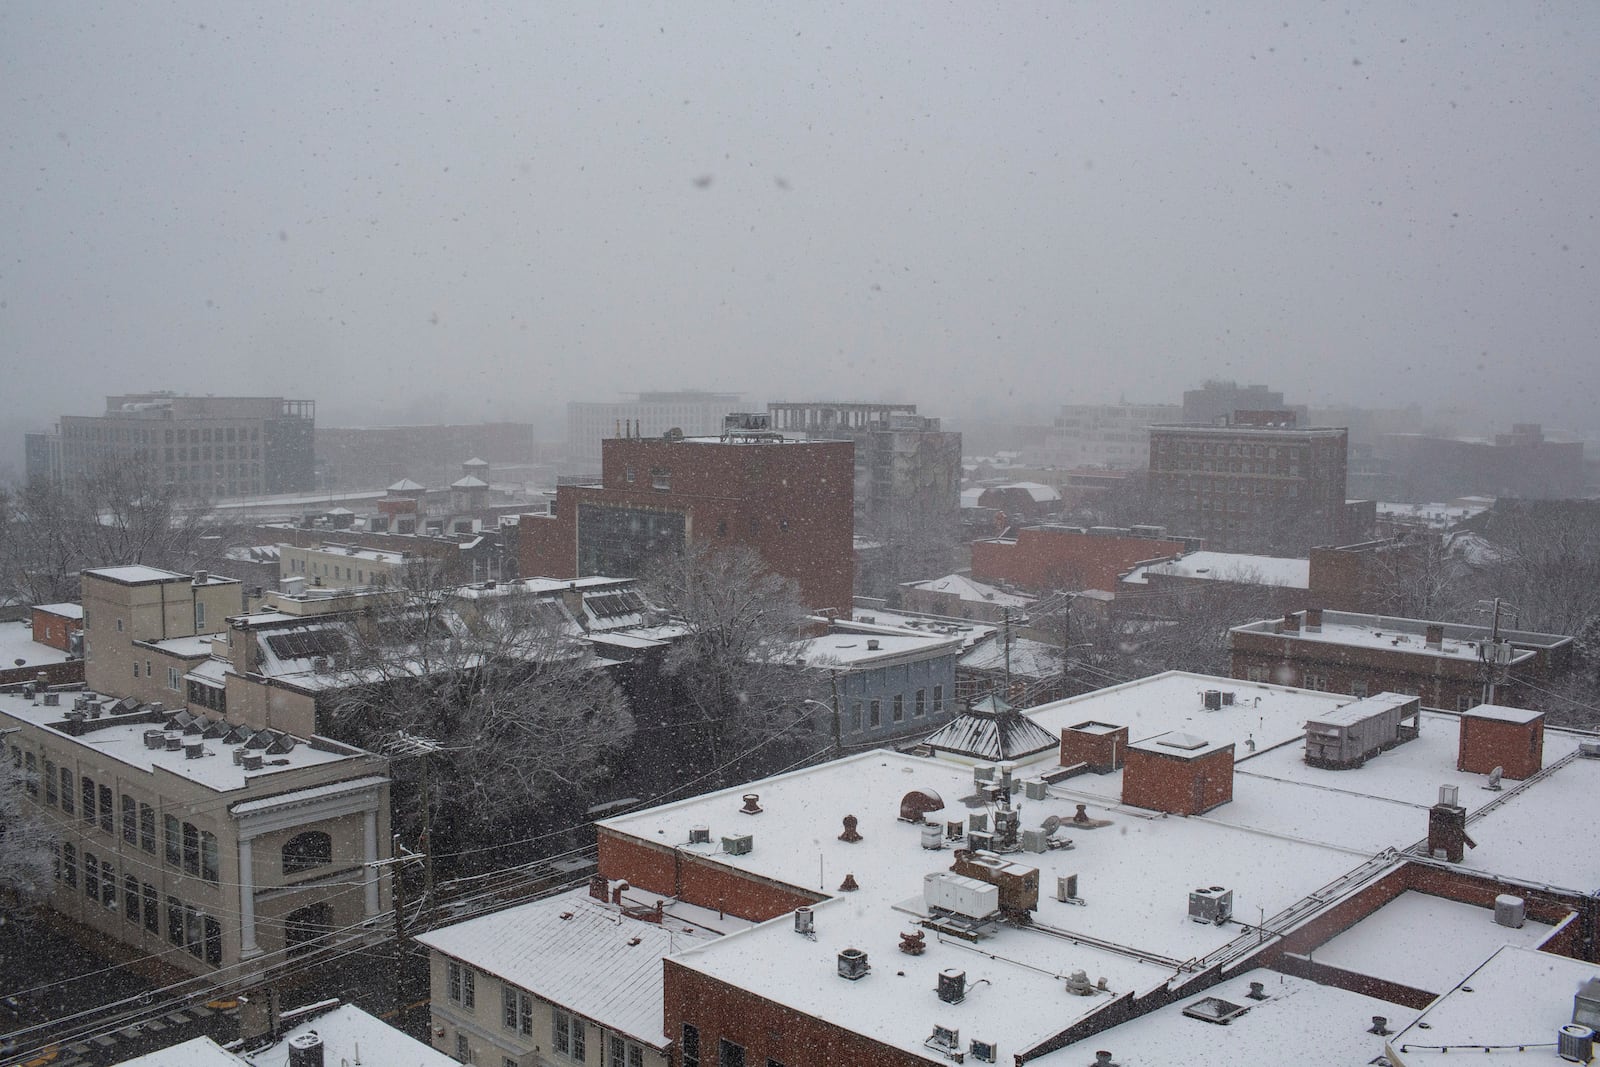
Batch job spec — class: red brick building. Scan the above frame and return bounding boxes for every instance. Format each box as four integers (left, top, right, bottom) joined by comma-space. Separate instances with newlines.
30, 603, 83, 652
970, 524, 1188, 593
1120, 732, 1235, 815
521, 427, 855, 615
1229, 608, 1574, 711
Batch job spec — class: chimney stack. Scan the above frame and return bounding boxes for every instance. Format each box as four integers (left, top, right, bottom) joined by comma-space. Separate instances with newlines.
1281, 611, 1300, 634
1304, 608, 1323, 632
1425, 624, 1445, 650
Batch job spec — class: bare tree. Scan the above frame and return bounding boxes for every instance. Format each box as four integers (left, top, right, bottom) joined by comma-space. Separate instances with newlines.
0, 752, 56, 902
322, 573, 633, 873
0, 459, 215, 604
642, 543, 816, 786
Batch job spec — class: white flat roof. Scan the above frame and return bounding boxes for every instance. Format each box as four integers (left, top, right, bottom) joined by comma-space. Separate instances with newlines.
243, 1003, 457, 1067
798, 631, 960, 668
1452, 752, 1600, 894
1029, 968, 1404, 1067
1309, 891, 1553, 996
0, 693, 372, 794
0, 622, 71, 667
1125, 551, 1310, 589
111, 1036, 243, 1067
1389, 946, 1600, 1064
1465, 704, 1544, 724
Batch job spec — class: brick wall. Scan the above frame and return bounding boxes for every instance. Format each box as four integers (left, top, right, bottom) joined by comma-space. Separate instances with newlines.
597, 829, 822, 923
971, 528, 1187, 593
1458, 713, 1544, 779
1120, 745, 1233, 815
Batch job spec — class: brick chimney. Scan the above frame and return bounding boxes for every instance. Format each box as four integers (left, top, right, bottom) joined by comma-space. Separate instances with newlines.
1426, 786, 1475, 862
1304, 608, 1323, 632
1281, 611, 1300, 634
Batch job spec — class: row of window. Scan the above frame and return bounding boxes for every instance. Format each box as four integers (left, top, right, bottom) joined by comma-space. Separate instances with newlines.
53, 844, 221, 965
16, 750, 223, 884
444, 961, 646, 1066
848, 685, 943, 731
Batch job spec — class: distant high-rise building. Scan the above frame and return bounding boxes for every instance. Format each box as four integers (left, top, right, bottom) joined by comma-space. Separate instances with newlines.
565, 391, 743, 473
1147, 412, 1348, 554
27, 393, 315, 498
1182, 380, 1306, 427
1023, 402, 1182, 470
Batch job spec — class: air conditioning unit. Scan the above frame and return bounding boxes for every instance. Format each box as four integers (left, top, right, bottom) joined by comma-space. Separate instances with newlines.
688, 826, 711, 844
1203, 690, 1223, 710
42, 692, 60, 707
968, 830, 995, 852
837, 948, 869, 981
927, 1025, 959, 1051
1579, 741, 1600, 759
970, 1038, 997, 1063
1188, 886, 1233, 924
1020, 828, 1049, 854
721, 834, 753, 856
1023, 779, 1049, 801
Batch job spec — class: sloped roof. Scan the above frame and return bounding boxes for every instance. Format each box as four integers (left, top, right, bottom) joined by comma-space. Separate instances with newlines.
921, 692, 1060, 762
386, 478, 426, 492
450, 475, 489, 489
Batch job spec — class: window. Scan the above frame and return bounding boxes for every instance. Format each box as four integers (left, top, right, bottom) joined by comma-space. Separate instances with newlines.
915, 689, 926, 716
168, 667, 181, 690
868, 699, 881, 727
145, 659, 152, 677
167, 897, 184, 946
553, 1008, 584, 1059
60, 768, 73, 814
183, 822, 200, 875
84, 852, 99, 900
1246, 665, 1268, 683
892, 695, 904, 722
1302, 672, 1328, 692
282, 830, 333, 873
23, 752, 36, 797
143, 884, 159, 933
1457, 695, 1473, 713
140, 803, 156, 852
447, 960, 475, 1009
682, 1024, 700, 1067
122, 794, 137, 844
62, 842, 77, 888
164, 814, 181, 866
201, 831, 219, 883
194, 600, 205, 629
849, 701, 862, 731
1349, 680, 1368, 698
650, 467, 671, 491
102, 866, 117, 910
609, 1037, 645, 1067
502, 986, 534, 1034
718, 1039, 745, 1067
456, 1033, 471, 1064
933, 685, 944, 712
81, 775, 95, 824
99, 784, 113, 832
44, 760, 56, 805
125, 876, 140, 924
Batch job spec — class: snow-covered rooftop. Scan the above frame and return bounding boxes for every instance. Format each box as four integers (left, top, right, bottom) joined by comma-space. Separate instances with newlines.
0, 620, 72, 668
958, 634, 1061, 678
599, 749, 1398, 1057
32, 602, 83, 618
1308, 890, 1554, 996
1123, 550, 1310, 589
904, 573, 1033, 608
244, 1003, 456, 1067
846, 607, 996, 650
1231, 610, 1570, 663
0, 692, 373, 794
110, 1037, 242, 1067
798, 630, 961, 669
1389, 946, 1600, 1064
1030, 968, 1405, 1067
417, 888, 735, 1047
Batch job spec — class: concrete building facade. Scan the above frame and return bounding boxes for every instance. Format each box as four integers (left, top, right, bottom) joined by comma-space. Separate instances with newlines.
1147, 416, 1349, 554
28, 393, 316, 497
565, 391, 743, 473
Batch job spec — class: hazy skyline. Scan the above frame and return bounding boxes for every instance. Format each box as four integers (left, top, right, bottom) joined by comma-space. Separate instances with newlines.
3, 2, 1597, 444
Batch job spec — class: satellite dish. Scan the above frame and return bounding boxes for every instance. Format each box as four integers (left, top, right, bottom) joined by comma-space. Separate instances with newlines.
1040, 814, 1062, 836
1487, 766, 1504, 791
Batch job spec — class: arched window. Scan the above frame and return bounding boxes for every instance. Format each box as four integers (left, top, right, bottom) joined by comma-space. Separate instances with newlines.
281, 831, 333, 874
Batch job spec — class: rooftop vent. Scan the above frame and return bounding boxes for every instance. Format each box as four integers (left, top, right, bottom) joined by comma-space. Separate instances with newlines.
1558, 1025, 1594, 1064
837, 948, 870, 981
164, 734, 183, 752
900, 788, 945, 822
921, 824, 944, 850
899, 930, 926, 955
794, 906, 815, 938
740, 793, 762, 815
1494, 894, 1526, 928
839, 814, 863, 843
1573, 977, 1600, 1030
839, 873, 860, 892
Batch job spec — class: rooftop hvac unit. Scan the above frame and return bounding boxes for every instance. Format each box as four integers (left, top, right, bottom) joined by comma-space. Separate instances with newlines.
927, 1025, 959, 1051
937, 968, 966, 1004
794, 907, 814, 937
1579, 741, 1600, 759
232, 748, 245, 765
242, 753, 263, 771
969, 1038, 997, 1063
837, 948, 869, 981
968, 830, 995, 852
973, 763, 996, 783
184, 742, 204, 760
924, 871, 1000, 920
921, 824, 944, 850
968, 812, 989, 833
143, 730, 165, 750
721, 834, 753, 856
164, 735, 183, 752
1574, 977, 1600, 1031
1558, 1025, 1594, 1064
1494, 894, 1526, 929
1188, 886, 1233, 925
1057, 874, 1080, 903
1020, 828, 1050, 854
1221, 691, 1235, 706
1203, 690, 1223, 710
688, 826, 711, 844
1024, 779, 1049, 801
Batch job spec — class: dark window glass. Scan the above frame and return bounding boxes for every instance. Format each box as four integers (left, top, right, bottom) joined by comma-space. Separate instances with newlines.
282, 831, 333, 873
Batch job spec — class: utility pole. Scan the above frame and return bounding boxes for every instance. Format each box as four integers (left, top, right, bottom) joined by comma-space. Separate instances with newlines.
420, 749, 434, 919
1478, 597, 1514, 706
1003, 608, 1013, 695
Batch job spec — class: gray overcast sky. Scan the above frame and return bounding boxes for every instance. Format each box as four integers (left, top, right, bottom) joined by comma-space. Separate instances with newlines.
2, 2, 1597, 434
